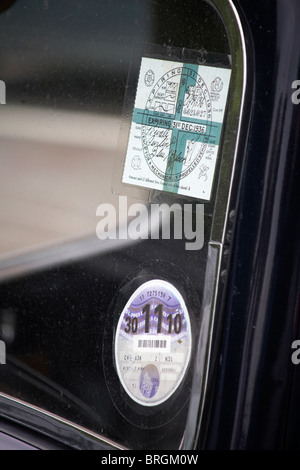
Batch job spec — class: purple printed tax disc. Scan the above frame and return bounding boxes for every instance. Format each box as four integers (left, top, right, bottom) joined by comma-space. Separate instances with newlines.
114, 279, 192, 407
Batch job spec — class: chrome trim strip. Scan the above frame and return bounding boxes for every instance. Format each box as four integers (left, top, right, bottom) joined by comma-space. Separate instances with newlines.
0, 391, 125, 450
182, 0, 248, 449
222, 0, 248, 245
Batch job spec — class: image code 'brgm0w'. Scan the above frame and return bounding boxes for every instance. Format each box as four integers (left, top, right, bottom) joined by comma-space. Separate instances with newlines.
114, 280, 192, 407
122, 57, 231, 200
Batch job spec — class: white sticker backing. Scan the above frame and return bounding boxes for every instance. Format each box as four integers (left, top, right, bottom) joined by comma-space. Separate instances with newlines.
114, 279, 192, 407
122, 57, 231, 200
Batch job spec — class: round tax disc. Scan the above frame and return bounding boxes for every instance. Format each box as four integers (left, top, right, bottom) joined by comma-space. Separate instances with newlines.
114, 279, 192, 407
